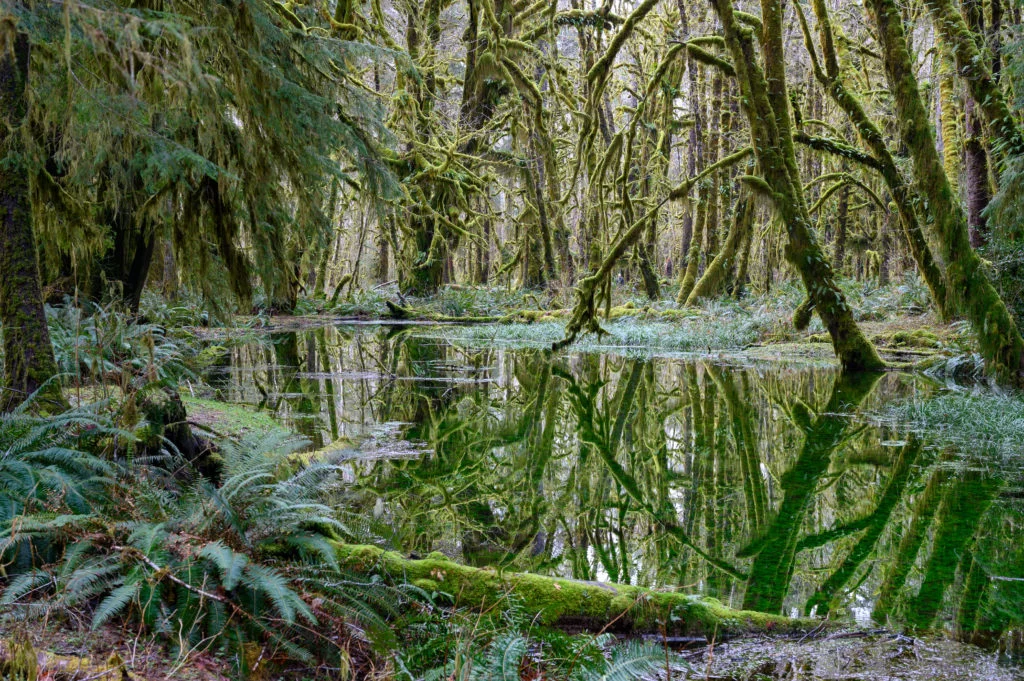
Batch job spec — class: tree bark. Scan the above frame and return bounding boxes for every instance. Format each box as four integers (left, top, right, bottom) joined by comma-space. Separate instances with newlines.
0, 22, 64, 412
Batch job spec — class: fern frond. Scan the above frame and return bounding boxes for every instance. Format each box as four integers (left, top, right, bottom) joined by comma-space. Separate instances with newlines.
200, 540, 249, 590
92, 581, 142, 629
242, 563, 314, 624
473, 633, 529, 681
2, 569, 53, 604
599, 639, 684, 681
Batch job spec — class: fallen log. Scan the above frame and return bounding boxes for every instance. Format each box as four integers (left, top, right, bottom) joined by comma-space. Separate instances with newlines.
334, 544, 822, 638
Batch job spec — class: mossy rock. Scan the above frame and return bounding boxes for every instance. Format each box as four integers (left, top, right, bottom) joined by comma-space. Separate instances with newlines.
875, 329, 942, 349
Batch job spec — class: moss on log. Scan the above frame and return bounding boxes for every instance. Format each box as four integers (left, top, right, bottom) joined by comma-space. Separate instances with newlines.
333, 543, 821, 637
0, 639, 137, 681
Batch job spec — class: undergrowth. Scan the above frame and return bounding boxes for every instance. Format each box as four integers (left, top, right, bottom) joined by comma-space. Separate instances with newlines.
0, 395, 416, 676
873, 390, 1024, 459
392, 273, 938, 356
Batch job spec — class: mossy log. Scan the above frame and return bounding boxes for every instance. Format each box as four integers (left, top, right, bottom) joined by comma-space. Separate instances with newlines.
384, 300, 519, 323
0, 639, 136, 680
333, 543, 822, 638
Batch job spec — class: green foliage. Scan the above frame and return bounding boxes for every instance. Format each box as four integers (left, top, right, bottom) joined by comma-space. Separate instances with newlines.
984, 154, 1024, 326
0, 419, 418, 673
16, 0, 398, 310
0, 396, 117, 528
434, 310, 768, 355
46, 300, 192, 387
401, 610, 687, 681
875, 391, 1024, 458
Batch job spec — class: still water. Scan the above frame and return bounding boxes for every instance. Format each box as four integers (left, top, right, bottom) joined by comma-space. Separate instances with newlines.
204, 323, 1023, 650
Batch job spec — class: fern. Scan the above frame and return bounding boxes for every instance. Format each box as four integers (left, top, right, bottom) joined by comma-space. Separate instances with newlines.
472, 633, 529, 681
2, 570, 53, 605
0, 400, 427, 674
597, 639, 675, 681
241, 563, 314, 624
92, 582, 141, 629
200, 540, 248, 590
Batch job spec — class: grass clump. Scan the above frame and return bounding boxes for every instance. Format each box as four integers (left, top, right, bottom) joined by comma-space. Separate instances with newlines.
874, 391, 1024, 458
432, 304, 770, 355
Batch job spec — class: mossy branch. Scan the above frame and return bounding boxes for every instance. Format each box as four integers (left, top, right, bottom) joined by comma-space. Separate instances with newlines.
793, 132, 882, 172
685, 44, 736, 77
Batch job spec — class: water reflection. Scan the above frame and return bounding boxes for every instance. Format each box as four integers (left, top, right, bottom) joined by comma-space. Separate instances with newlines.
208, 324, 1023, 650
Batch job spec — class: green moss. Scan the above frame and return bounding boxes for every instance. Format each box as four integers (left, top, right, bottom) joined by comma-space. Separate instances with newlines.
333, 543, 821, 636
182, 396, 288, 439
887, 329, 940, 348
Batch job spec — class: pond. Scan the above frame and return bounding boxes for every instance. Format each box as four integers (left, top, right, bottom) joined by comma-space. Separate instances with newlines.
204, 322, 1024, 659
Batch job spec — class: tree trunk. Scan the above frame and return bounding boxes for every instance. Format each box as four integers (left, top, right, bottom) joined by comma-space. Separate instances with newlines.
686, 187, 755, 305
710, 0, 884, 372
798, 0, 951, 319
0, 24, 64, 413
868, 0, 1024, 382
924, 0, 1024, 163
936, 34, 962, 193
964, 97, 992, 247
963, 1, 991, 247
834, 184, 848, 271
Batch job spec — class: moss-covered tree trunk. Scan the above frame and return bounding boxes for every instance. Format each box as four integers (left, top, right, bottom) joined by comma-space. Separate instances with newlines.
936, 34, 962, 193
923, 0, 1024, 163
676, 0, 701, 279
833, 183, 848, 271
0, 20, 64, 413
676, 62, 708, 304
796, 0, 951, 320
685, 186, 754, 305
710, 0, 883, 372
867, 0, 1024, 382
90, 199, 157, 314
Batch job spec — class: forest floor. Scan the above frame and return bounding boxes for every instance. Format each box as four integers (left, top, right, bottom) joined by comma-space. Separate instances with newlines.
0, 618, 233, 680
6, 616, 1021, 680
